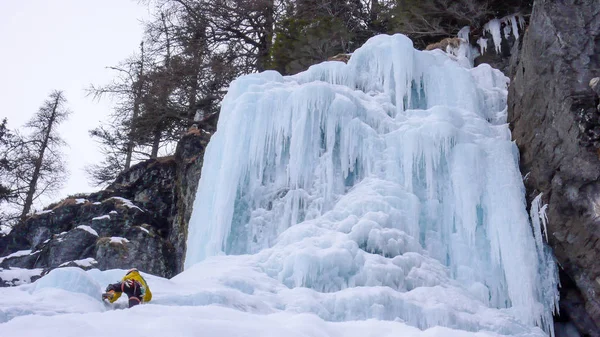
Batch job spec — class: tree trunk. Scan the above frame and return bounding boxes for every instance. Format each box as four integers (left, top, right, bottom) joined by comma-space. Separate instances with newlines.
368, 0, 383, 33
150, 125, 162, 159
125, 42, 145, 170
20, 93, 61, 221
187, 29, 204, 121
257, 0, 275, 72
149, 11, 172, 158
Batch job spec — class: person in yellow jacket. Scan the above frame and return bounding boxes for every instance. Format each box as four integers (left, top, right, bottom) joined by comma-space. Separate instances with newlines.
102, 268, 152, 308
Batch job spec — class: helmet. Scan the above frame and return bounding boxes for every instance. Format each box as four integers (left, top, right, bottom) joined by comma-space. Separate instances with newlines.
126, 268, 138, 275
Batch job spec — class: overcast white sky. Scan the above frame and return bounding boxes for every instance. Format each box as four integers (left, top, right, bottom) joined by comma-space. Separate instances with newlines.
0, 1, 149, 208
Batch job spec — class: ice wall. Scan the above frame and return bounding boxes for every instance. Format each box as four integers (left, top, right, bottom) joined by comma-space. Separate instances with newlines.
185, 34, 557, 335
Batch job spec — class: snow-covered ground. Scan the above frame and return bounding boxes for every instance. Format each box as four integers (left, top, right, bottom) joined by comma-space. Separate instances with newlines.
0, 266, 546, 337
0, 33, 558, 336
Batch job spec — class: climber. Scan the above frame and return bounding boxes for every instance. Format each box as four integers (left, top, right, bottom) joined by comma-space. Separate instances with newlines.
102, 268, 152, 308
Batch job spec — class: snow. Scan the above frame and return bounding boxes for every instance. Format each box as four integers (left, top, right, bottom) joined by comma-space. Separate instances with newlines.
0, 267, 43, 286
0, 297, 541, 337
109, 210, 118, 215
92, 215, 110, 221
75, 198, 87, 204
76, 225, 98, 236
59, 258, 98, 268
0, 267, 550, 336
0, 224, 12, 236
55, 232, 68, 243
138, 226, 150, 234
34, 209, 53, 215
432, 38, 477, 69
0, 33, 557, 337
107, 197, 144, 212
109, 237, 129, 244
0, 250, 32, 264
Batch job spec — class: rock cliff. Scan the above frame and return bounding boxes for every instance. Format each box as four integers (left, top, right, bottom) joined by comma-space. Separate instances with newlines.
508, 0, 600, 335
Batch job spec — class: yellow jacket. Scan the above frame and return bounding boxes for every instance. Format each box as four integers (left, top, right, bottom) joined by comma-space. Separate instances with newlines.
108, 269, 152, 303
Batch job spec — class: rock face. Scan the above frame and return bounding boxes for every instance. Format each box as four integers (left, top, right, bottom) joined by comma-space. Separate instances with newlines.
169, 112, 218, 271
0, 114, 217, 285
507, 0, 600, 335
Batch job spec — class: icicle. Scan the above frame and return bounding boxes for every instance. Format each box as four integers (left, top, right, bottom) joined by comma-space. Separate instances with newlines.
529, 193, 559, 337
539, 203, 549, 242
478, 14, 526, 55
509, 15, 521, 40
503, 24, 512, 40
483, 19, 503, 53
458, 26, 470, 43
530, 193, 548, 255
518, 15, 527, 30
477, 37, 488, 55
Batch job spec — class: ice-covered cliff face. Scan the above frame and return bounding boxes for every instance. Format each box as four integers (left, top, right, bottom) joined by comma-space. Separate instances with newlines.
185, 34, 558, 335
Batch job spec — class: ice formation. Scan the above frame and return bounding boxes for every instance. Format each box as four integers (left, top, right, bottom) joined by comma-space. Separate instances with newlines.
475, 14, 527, 54
184, 33, 558, 336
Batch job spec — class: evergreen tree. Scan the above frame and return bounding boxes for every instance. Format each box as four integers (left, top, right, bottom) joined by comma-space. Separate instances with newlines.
0, 118, 14, 203
86, 43, 148, 186
18, 91, 70, 221
270, 0, 374, 75
0, 91, 70, 222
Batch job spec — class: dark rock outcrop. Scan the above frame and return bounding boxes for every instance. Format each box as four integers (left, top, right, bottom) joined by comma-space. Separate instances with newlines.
0, 113, 218, 284
169, 125, 214, 270
507, 0, 600, 334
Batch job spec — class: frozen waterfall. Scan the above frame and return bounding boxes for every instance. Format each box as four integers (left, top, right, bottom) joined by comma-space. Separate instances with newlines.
185, 34, 558, 336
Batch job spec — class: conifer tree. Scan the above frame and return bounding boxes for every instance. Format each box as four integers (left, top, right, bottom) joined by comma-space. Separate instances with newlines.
0, 91, 71, 222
